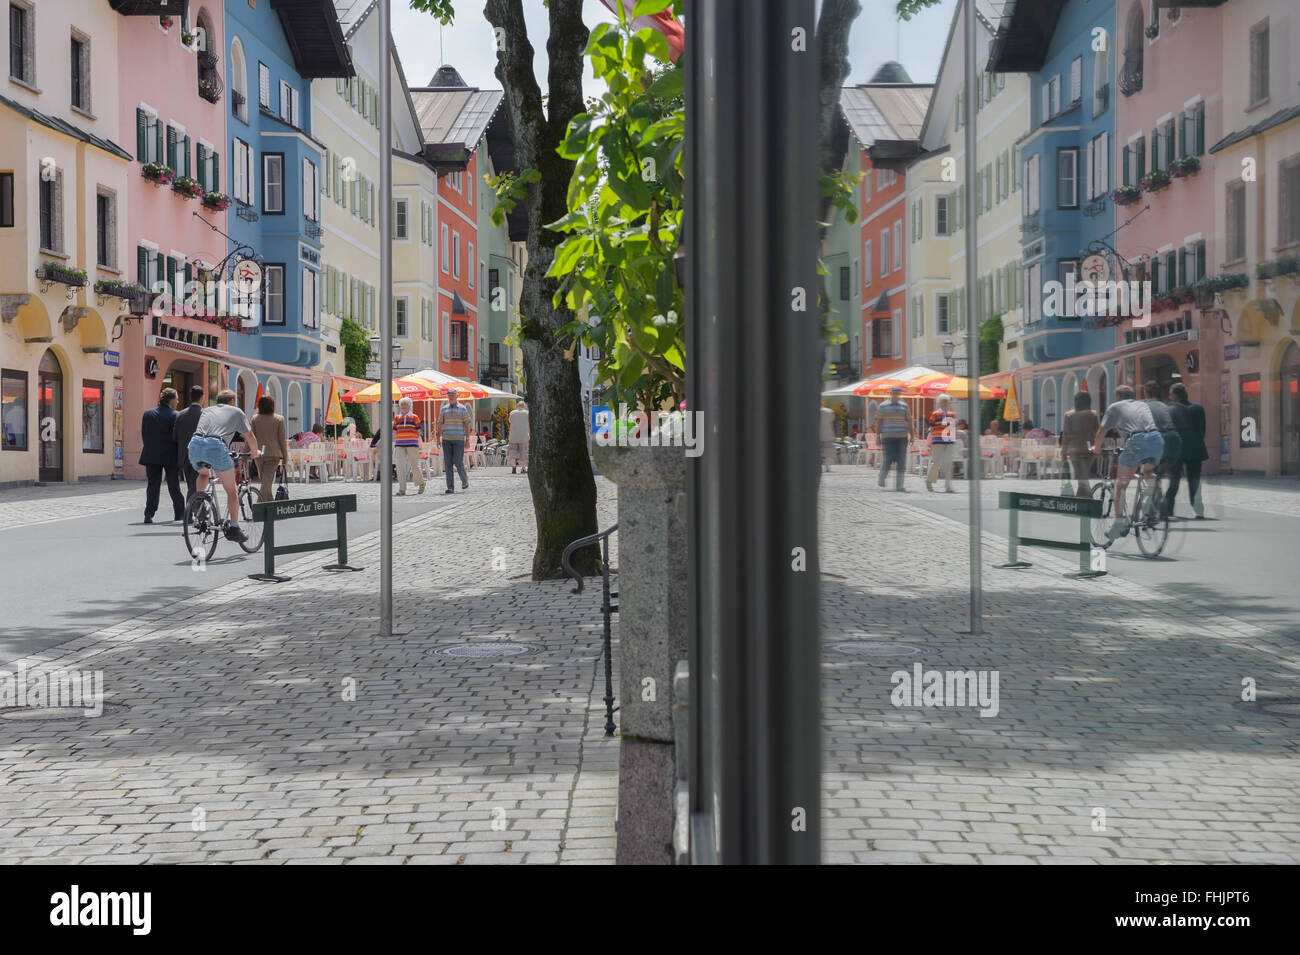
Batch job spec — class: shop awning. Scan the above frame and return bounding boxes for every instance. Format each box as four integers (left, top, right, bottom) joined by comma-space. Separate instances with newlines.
145, 334, 368, 391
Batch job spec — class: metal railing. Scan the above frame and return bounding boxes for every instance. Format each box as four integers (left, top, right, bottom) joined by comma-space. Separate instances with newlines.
562, 523, 619, 737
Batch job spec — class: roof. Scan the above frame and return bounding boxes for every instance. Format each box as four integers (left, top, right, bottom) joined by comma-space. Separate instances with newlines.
0, 94, 132, 161
408, 86, 504, 160
986, 0, 1068, 73
332, 0, 378, 39
839, 83, 932, 153
269, 0, 354, 79
1210, 102, 1300, 154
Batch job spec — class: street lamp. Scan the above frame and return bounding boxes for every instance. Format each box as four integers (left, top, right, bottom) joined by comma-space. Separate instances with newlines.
942, 339, 955, 369
368, 334, 403, 374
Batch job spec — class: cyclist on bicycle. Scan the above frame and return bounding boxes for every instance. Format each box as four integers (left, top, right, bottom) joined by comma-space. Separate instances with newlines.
186, 389, 262, 544
1094, 384, 1163, 543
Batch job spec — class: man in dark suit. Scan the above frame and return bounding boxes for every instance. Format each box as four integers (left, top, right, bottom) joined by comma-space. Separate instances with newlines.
1166, 382, 1209, 519
172, 384, 205, 502
140, 387, 185, 523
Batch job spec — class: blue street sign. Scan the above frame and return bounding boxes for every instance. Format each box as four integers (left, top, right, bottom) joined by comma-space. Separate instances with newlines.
1224, 344, 1240, 361
103, 350, 120, 367
592, 405, 612, 436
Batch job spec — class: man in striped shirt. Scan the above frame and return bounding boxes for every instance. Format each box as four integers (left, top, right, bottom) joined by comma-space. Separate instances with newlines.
393, 397, 425, 495
873, 386, 915, 492
437, 388, 473, 494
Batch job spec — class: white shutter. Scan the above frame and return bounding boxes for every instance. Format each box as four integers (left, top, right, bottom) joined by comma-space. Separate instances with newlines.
247, 144, 255, 206
442, 312, 450, 360
259, 64, 270, 108
1041, 83, 1050, 122
1070, 57, 1082, 105
1098, 132, 1109, 195
302, 158, 311, 220
291, 88, 301, 127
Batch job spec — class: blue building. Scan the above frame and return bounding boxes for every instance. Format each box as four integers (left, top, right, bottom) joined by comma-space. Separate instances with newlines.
989, 0, 1119, 429
224, 0, 352, 425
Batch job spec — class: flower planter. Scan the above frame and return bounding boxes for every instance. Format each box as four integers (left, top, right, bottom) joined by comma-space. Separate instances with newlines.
1111, 187, 1142, 206
172, 176, 203, 200
1170, 156, 1201, 179
1145, 24, 1159, 40
1141, 171, 1172, 193
159, 15, 172, 30
198, 79, 222, 104
36, 264, 88, 288
201, 192, 231, 211
142, 163, 175, 187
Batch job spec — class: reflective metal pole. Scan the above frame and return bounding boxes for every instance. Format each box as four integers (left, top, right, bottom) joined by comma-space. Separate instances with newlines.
963, 0, 983, 634
379, 0, 393, 637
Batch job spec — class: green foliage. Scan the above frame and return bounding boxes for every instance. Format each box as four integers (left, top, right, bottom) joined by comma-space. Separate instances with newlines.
978, 313, 1003, 376
339, 317, 372, 437
895, 0, 944, 21
407, 0, 456, 24
547, 15, 685, 409
821, 167, 863, 226
485, 168, 541, 229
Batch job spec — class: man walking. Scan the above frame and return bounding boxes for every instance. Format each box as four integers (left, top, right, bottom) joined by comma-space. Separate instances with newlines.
508, 400, 529, 475
437, 388, 473, 494
140, 387, 185, 523
1166, 382, 1209, 519
172, 385, 204, 502
393, 397, 425, 495
874, 386, 915, 492
925, 395, 957, 492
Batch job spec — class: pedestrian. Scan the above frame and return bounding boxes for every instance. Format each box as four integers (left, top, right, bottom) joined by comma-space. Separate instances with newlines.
926, 395, 957, 493
172, 384, 204, 503
437, 388, 473, 494
393, 396, 425, 495
820, 404, 836, 473
508, 400, 530, 474
1143, 380, 1182, 497
140, 387, 186, 523
1166, 382, 1209, 519
874, 386, 915, 491
250, 394, 290, 501
186, 390, 262, 542
1060, 391, 1099, 497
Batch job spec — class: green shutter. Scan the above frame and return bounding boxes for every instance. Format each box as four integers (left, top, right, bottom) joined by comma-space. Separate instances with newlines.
137, 246, 147, 286
1196, 103, 1205, 156
196, 145, 207, 191
183, 135, 191, 177
1137, 138, 1145, 179
166, 127, 176, 170
1196, 241, 1206, 280
212, 150, 219, 192
155, 121, 164, 167
136, 109, 147, 162
1122, 144, 1130, 187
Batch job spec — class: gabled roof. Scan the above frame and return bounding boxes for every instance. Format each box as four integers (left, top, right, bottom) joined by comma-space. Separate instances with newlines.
408, 75, 504, 165
0, 94, 132, 162
332, 0, 378, 40
269, 0, 354, 78
986, 0, 1068, 74
840, 82, 932, 168
1210, 103, 1300, 155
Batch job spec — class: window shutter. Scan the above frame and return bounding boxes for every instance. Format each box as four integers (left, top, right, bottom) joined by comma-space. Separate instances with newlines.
1041, 83, 1050, 122
1195, 103, 1205, 156
196, 145, 207, 191
1136, 138, 1145, 181
166, 257, 177, 301
1151, 256, 1161, 294
136, 109, 147, 162
303, 158, 311, 219
1121, 144, 1130, 187
183, 264, 192, 302
247, 145, 255, 205
212, 150, 219, 191
1177, 247, 1186, 287
166, 127, 176, 170
155, 121, 164, 167
1196, 240, 1206, 281
137, 246, 147, 286
183, 135, 191, 177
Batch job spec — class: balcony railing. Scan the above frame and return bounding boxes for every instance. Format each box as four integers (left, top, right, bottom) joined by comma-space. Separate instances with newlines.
235, 201, 258, 222
1021, 212, 1042, 235
1093, 82, 1110, 117
1119, 53, 1143, 97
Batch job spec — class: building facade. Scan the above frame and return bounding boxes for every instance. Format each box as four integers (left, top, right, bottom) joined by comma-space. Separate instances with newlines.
1, 0, 130, 486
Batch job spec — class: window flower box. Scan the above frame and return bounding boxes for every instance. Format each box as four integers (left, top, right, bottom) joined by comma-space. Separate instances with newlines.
181, 31, 195, 46
94, 279, 145, 299
1169, 155, 1200, 179
142, 162, 175, 186
201, 191, 231, 211
1111, 185, 1142, 206
1167, 7, 1181, 23
1145, 24, 1159, 40
159, 15, 173, 30
36, 263, 88, 288
172, 175, 203, 200
198, 77, 222, 104
1258, 257, 1300, 281
1140, 169, 1172, 193
1119, 68, 1143, 97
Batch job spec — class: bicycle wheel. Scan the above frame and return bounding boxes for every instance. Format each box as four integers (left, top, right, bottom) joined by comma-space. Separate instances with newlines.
183, 493, 220, 564
1134, 484, 1170, 557
237, 485, 264, 553
1090, 482, 1114, 548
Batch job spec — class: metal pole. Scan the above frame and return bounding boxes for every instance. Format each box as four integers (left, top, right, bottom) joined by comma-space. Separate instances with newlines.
963, 0, 983, 634
379, 0, 393, 637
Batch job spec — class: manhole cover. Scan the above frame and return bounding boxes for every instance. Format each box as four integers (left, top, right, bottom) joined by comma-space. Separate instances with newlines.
431, 643, 542, 659
828, 641, 930, 657
0, 703, 127, 721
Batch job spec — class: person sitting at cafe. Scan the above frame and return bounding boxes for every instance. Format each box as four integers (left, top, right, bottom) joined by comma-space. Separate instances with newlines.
296, 421, 324, 449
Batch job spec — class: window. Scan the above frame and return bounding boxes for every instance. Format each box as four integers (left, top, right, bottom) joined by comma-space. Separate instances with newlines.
1122, 137, 1144, 187
892, 222, 901, 272
9, 2, 32, 85
262, 154, 283, 213
441, 311, 450, 359
1087, 133, 1109, 200
38, 162, 62, 253
1225, 181, 1246, 263
301, 269, 318, 328
301, 158, 318, 222
1069, 56, 1082, 106
1179, 103, 1205, 158
96, 190, 115, 268
2, 368, 27, 450
394, 298, 408, 337
863, 240, 872, 287
880, 229, 889, 277
1026, 262, 1042, 325
0, 172, 12, 227
838, 266, 850, 300
935, 195, 949, 236
468, 243, 475, 288
279, 82, 300, 127
1042, 75, 1060, 121
197, 143, 218, 193
1239, 374, 1262, 447
441, 224, 449, 272
1280, 155, 1300, 247
450, 320, 468, 360
229, 38, 247, 122
871, 318, 892, 359
264, 264, 284, 325
70, 33, 90, 112
452, 231, 461, 279
1058, 259, 1079, 318
259, 64, 270, 108
1024, 153, 1040, 215
82, 380, 103, 452
1249, 19, 1269, 107
936, 294, 950, 334
1093, 42, 1110, 118
394, 199, 408, 239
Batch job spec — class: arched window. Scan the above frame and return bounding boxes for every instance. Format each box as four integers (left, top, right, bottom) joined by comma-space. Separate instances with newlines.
1042, 378, 1059, 433
1122, 4, 1144, 93
286, 382, 303, 436
229, 36, 247, 123
1093, 36, 1110, 115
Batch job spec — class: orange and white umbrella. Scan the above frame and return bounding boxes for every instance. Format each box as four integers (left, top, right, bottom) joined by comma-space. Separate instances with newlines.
340, 376, 447, 403
912, 373, 1005, 400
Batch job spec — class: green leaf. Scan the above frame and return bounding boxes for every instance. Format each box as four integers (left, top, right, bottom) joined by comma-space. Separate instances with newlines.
633, 0, 674, 16
648, 67, 683, 100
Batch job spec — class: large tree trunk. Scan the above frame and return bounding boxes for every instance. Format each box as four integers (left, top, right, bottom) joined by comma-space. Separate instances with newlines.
485, 0, 599, 578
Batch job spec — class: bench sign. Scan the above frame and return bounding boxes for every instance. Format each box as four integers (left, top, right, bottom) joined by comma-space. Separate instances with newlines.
269, 498, 341, 519
1001, 491, 1102, 518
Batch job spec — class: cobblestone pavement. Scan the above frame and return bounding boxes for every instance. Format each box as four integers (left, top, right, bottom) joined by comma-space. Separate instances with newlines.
2, 467, 1296, 864
0, 472, 620, 864
819, 472, 1300, 864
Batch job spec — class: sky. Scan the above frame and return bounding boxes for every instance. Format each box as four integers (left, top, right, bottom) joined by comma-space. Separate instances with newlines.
390, 0, 961, 98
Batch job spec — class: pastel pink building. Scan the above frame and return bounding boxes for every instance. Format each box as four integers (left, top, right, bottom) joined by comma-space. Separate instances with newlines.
1113, 0, 1224, 472
117, 4, 229, 479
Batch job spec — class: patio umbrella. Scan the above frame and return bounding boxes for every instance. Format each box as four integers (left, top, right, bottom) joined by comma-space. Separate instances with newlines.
912, 373, 1005, 400
340, 376, 446, 403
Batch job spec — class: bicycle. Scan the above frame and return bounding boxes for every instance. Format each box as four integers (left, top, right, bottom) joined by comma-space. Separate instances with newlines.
1089, 445, 1170, 557
182, 446, 265, 562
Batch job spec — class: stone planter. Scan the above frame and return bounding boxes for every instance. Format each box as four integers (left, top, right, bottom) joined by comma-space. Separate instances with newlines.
592, 443, 687, 865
